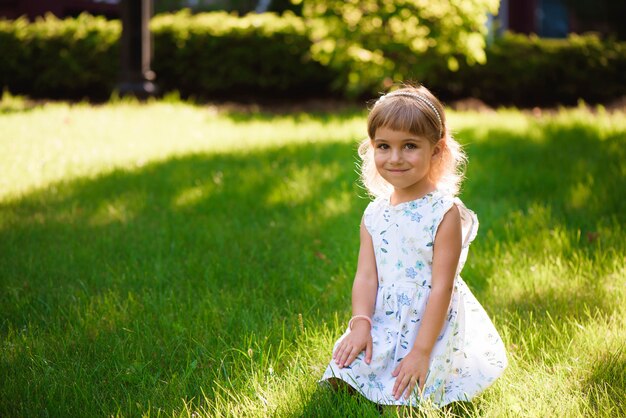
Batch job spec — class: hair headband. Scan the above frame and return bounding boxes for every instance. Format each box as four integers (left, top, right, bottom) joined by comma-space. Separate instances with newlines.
376, 91, 443, 138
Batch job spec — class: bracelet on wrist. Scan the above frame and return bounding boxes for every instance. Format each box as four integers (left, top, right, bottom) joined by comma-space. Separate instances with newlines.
348, 315, 372, 330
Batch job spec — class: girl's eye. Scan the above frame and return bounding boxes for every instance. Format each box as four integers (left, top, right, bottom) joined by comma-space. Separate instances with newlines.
404, 143, 418, 150
376, 143, 389, 150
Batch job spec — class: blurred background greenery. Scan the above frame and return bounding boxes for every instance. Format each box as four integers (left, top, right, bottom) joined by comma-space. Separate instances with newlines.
0, 0, 624, 104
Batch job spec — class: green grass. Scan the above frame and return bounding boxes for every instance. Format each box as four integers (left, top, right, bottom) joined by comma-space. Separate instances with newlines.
0, 97, 624, 417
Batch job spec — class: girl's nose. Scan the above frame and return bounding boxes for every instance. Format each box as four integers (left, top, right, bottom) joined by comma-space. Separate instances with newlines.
390, 148, 402, 163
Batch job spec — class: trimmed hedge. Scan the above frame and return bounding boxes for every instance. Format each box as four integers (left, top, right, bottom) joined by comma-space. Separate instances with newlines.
0, 11, 333, 100
432, 33, 626, 106
0, 13, 120, 100
150, 10, 334, 99
0, 11, 624, 105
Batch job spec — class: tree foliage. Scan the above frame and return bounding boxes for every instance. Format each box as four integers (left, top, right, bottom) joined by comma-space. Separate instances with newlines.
292, 0, 499, 96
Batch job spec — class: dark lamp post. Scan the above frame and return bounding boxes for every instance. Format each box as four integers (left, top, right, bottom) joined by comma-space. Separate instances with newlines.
118, 0, 157, 98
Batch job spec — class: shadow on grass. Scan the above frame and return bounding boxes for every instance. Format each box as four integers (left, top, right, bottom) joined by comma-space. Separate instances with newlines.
456, 120, 625, 297
295, 384, 478, 418
0, 140, 367, 416
1, 140, 367, 330
0, 117, 624, 416
460, 121, 625, 231
293, 384, 383, 418
583, 347, 626, 416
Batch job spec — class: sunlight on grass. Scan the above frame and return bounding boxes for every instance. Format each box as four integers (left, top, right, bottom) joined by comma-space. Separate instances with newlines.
173, 184, 214, 209
0, 101, 365, 201
265, 162, 344, 206
1, 99, 624, 417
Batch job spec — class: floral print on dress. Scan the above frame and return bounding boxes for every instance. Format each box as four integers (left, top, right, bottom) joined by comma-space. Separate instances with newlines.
321, 190, 507, 407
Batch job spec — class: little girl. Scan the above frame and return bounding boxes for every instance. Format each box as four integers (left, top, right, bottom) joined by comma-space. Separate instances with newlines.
321, 85, 507, 407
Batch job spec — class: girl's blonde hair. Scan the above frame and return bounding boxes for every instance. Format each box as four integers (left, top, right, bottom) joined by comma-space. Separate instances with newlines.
358, 84, 467, 198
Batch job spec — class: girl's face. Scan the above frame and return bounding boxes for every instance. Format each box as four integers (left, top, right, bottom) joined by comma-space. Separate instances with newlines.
372, 126, 441, 196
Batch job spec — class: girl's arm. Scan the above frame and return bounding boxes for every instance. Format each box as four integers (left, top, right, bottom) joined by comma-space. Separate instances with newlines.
333, 217, 378, 368
392, 204, 462, 399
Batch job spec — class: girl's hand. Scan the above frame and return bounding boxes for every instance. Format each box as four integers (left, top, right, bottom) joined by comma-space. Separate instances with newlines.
332, 322, 372, 368
391, 349, 430, 400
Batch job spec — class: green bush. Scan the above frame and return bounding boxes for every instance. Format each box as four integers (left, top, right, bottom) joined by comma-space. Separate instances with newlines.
0, 12, 624, 105
427, 32, 626, 106
0, 11, 334, 100
150, 10, 334, 99
0, 13, 120, 100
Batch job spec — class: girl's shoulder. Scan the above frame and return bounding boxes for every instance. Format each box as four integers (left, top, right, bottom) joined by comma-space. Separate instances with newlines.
362, 197, 387, 233
363, 196, 385, 216
431, 189, 456, 208
365, 196, 387, 211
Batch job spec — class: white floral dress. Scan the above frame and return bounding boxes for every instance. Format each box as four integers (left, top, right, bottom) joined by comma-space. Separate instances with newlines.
321, 190, 507, 407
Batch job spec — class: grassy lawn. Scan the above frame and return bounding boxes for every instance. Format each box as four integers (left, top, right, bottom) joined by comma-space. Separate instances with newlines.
0, 97, 624, 417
